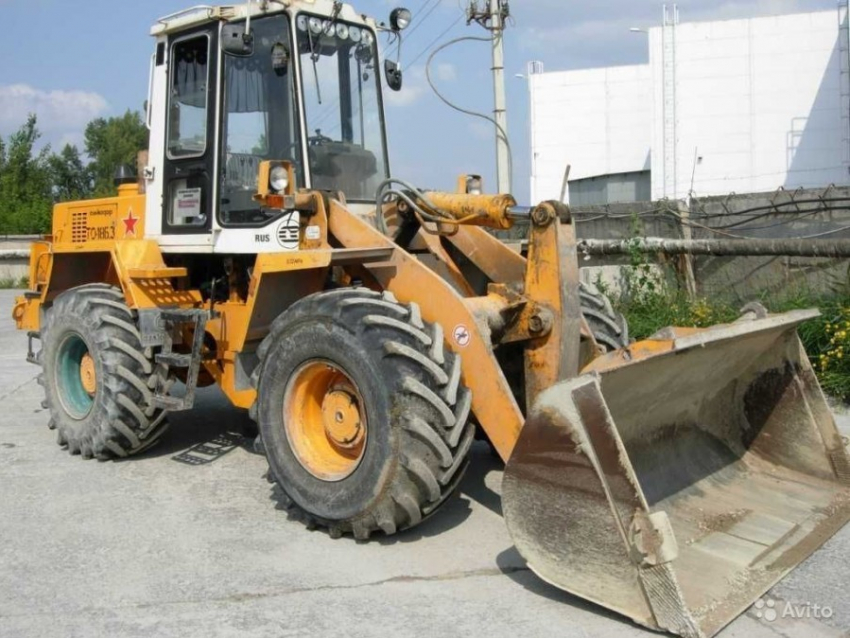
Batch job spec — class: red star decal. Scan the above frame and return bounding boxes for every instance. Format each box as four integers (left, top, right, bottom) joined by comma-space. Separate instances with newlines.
123, 209, 139, 237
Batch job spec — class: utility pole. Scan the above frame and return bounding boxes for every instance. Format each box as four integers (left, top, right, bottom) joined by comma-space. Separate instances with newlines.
468, 1, 511, 194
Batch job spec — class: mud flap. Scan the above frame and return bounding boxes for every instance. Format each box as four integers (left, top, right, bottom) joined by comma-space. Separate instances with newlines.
502, 310, 850, 638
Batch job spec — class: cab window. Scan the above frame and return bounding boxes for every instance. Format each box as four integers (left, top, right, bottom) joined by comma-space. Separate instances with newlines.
167, 35, 210, 159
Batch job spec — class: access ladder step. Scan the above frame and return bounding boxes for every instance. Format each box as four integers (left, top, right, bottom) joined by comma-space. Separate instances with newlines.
152, 395, 189, 411
155, 353, 193, 368
160, 308, 206, 324
26, 331, 41, 365
152, 308, 209, 413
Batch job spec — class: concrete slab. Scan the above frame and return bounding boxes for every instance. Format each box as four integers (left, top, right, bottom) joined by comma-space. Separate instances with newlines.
0, 290, 847, 637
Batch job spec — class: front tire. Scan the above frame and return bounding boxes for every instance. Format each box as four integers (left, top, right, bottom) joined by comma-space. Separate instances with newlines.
253, 288, 474, 540
39, 284, 170, 459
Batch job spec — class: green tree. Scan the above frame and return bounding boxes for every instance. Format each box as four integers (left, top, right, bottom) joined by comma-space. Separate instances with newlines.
48, 144, 92, 202
0, 115, 53, 234
84, 110, 148, 196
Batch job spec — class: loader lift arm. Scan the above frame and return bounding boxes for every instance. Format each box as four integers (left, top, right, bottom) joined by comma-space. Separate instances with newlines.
325, 191, 592, 460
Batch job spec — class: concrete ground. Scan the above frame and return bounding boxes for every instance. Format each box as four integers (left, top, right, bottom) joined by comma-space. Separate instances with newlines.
0, 289, 848, 638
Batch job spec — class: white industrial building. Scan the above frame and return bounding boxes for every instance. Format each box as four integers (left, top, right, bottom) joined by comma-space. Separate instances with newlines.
529, 5, 850, 205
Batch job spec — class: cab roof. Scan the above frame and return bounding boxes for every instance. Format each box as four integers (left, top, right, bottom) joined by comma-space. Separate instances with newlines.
152, 1, 378, 37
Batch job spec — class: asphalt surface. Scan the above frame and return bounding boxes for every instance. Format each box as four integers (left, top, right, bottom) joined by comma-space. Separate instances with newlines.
0, 289, 848, 638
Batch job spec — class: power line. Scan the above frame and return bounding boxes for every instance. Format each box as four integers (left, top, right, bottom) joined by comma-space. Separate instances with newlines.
426, 35, 513, 188
401, 0, 444, 45
310, 12, 465, 132
405, 13, 465, 69
388, 0, 443, 62
465, 0, 510, 193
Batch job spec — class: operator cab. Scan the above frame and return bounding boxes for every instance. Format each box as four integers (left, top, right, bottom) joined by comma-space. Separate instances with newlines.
144, 1, 395, 253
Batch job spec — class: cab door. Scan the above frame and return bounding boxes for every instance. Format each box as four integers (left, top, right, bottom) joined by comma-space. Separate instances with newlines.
162, 27, 218, 235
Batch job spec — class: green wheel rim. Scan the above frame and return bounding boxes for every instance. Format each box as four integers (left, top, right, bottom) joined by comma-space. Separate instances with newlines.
55, 333, 96, 419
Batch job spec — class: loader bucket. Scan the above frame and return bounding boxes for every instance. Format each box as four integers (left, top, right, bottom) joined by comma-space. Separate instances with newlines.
503, 309, 850, 638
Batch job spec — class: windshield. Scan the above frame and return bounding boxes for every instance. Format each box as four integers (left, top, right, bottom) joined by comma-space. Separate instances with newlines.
219, 14, 301, 226
296, 14, 388, 200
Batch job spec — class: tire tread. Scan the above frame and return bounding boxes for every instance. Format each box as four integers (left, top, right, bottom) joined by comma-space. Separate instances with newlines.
253, 288, 474, 539
38, 285, 170, 458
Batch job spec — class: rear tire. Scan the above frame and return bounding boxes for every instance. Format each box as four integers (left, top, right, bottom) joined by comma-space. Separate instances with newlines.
39, 284, 170, 459
253, 288, 474, 540
580, 282, 629, 352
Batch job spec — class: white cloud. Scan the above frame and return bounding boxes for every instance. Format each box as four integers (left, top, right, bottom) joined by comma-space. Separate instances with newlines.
384, 82, 427, 107
0, 84, 109, 141
435, 62, 457, 82
469, 119, 492, 142
57, 132, 86, 150
384, 60, 461, 108
384, 67, 428, 108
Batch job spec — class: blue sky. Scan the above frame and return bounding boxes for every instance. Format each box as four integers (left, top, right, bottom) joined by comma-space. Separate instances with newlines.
0, 0, 839, 202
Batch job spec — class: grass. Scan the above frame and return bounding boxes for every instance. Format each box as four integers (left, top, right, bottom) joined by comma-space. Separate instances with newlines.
0, 276, 28, 289
604, 265, 850, 401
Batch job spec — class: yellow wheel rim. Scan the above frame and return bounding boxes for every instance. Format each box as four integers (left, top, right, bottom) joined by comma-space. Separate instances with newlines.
283, 361, 367, 481
79, 352, 97, 396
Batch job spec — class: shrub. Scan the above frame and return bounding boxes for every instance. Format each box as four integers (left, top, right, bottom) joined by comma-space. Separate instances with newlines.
609, 269, 850, 401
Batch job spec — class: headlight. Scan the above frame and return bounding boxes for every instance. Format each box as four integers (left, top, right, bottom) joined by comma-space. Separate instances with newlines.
308, 17, 323, 34
335, 23, 349, 40
270, 166, 289, 193
296, 15, 308, 32
362, 30, 374, 46
349, 26, 362, 42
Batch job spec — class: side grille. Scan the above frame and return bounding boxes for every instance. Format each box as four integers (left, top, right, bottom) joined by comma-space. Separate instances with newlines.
71, 212, 88, 243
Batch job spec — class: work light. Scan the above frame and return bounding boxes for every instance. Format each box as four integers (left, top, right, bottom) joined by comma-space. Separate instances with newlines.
390, 8, 411, 31
270, 165, 289, 193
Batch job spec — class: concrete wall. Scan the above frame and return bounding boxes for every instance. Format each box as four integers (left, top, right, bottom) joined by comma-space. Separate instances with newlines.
689, 187, 850, 301
0, 239, 32, 283
529, 64, 652, 203
564, 186, 850, 303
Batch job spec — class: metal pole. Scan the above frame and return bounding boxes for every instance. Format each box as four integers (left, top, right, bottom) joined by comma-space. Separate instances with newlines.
490, 0, 510, 194
528, 61, 537, 202
577, 237, 850, 258
559, 165, 571, 204
844, 0, 850, 167
676, 200, 697, 298
527, 60, 542, 201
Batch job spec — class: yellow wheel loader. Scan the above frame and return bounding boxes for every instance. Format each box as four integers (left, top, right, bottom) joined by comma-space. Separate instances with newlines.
11, 3, 850, 637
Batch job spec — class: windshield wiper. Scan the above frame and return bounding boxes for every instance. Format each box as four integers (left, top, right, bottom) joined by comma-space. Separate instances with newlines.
306, 30, 322, 105
306, 1, 343, 106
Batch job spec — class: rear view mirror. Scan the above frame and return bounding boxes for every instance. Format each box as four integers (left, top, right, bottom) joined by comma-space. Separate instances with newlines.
222, 23, 254, 56
385, 60, 403, 91
271, 42, 290, 76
